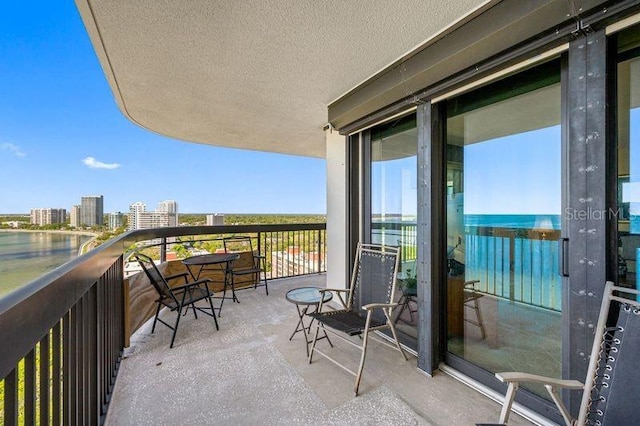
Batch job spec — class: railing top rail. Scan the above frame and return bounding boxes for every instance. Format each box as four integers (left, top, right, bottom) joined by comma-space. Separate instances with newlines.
0, 222, 326, 378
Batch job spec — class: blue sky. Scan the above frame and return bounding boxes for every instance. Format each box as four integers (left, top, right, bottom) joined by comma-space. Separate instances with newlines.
0, 3, 326, 214
465, 126, 562, 215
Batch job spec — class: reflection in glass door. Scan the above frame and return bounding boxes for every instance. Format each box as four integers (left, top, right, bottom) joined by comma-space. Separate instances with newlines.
617, 31, 640, 292
369, 115, 418, 344
445, 62, 562, 398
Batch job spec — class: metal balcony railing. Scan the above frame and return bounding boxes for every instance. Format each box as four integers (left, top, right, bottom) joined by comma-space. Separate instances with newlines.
465, 227, 561, 311
0, 223, 326, 425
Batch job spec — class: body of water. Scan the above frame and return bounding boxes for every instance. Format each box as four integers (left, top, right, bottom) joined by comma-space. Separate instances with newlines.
464, 214, 561, 229
0, 231, 92, 297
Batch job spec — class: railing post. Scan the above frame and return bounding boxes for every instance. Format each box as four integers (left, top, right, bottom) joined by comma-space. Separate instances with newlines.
160, 237, 167, 263
509, 230, 515, 302
317, 230, 322, 273
257, 231, 262, 256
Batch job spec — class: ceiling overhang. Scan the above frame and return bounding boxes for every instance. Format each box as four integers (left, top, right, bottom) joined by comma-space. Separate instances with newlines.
75, 0, 493, 158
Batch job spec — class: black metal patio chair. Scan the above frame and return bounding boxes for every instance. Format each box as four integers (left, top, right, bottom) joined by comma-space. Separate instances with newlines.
494, 281, 640, 425
308, 242, 408, 396
223, 236, 268, 297
134, 253, 219, 348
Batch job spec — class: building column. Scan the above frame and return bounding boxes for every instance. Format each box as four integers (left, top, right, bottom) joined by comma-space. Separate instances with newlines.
326, 127, 348, 289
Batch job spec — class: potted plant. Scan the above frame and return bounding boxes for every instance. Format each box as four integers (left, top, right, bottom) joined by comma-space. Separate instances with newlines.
402, 268, 417, 294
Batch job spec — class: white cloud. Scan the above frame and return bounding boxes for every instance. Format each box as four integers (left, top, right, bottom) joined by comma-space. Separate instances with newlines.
1, 143, 26, 157
82, 156, 121, 170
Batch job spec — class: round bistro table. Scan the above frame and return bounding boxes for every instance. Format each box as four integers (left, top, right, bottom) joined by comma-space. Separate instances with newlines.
182, 253, 240, 316
285, 286, 333, 356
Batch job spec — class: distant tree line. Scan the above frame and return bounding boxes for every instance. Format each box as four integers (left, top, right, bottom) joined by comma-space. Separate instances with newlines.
178, 213, 326, 226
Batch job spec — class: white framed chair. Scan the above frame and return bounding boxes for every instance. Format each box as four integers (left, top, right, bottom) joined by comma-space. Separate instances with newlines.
495, 281, 640, 425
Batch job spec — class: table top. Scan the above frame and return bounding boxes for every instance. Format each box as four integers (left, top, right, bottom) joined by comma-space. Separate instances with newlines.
286, 287, 333, 305
182, 253, 240, 266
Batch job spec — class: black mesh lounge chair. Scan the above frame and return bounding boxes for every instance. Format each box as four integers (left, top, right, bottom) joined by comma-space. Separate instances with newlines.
134, 253, 219, 348
494, 281, 640, 425
308, 243, 408, 396
223, 236, 268, 299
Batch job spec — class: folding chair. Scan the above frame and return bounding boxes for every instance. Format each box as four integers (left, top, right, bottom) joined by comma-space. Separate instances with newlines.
308, 243, 408, 395
495, 281, 640, 425
223, 236, 268, 302
134, 253, 219, 348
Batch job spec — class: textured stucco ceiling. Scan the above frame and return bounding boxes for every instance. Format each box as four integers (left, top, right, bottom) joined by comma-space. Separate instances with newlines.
76, 0, 489, 158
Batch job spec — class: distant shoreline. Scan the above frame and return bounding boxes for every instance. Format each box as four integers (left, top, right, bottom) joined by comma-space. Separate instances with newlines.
0, 229, 98, 237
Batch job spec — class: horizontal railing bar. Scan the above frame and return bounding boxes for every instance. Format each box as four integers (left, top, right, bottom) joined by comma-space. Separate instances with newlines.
0, 223, 325, 379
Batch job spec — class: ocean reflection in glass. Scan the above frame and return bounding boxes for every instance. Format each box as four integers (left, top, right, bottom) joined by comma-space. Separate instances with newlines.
445, 66, 562, 398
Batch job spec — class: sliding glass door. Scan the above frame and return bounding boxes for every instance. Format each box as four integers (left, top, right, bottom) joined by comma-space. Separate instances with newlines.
369, 114, 418, 344
617, 27, 640, 292
445, 61, 563, 398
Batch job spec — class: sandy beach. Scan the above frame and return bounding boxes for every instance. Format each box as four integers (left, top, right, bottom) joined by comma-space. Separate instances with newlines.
0, 228, 98, 237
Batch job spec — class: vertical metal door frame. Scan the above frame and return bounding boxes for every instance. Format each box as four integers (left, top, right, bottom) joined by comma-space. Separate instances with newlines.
416, 101, 446, 374
564, 27, 614, 414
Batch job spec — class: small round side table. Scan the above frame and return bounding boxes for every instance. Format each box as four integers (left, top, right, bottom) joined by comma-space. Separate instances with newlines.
285, 287, 333, 355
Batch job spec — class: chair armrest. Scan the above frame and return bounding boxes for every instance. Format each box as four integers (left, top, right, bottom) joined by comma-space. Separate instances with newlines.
253, 254, 266, 259
496, 372, 584, 389
319, 288, 350, 309
464, 280, 481, 291
495, 372, 583, 425
362, 302, 398, 310
172, 278, 213, 291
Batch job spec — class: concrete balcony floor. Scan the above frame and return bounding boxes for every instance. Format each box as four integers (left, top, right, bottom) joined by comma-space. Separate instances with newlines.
106, 275, 534, 425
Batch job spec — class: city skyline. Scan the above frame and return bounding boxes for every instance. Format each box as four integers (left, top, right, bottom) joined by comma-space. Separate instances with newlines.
0, 3, 326, 215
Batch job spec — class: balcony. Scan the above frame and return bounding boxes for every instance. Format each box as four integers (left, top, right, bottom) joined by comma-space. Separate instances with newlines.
0, 223, 533, 425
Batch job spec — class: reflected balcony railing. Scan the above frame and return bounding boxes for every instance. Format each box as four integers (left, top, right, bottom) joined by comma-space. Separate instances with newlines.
372, 222, 561, 311
465, 226, 561, 311
0, 223, 326, 425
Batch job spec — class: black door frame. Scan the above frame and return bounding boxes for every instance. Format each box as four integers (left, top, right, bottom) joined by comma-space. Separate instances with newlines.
346, 7, 633, 422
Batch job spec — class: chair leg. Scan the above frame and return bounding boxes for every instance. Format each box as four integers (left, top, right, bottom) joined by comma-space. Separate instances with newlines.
386, 310, 408, 361
395, 294, 407, 321
170, 306, 183, 348
230, 274, 239, 303
408, 296, 417, 322
191, 297, 199, 320
473, 297, 486, 339
498, 382, 518, 424
207, 294, 219, 330
151, 302, 162, 334
308, 324, 321, 364
354, 314, 373, 396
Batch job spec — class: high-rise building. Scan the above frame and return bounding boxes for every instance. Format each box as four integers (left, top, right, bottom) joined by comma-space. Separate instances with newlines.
80, 195, 104, 227
70, 205, 81, 228
108, 212, 123, 230
30, 208, 66, 226
206, 214, 224, 226
157, 200, 178, 226
128, 202, 146, 231
128, 200, 179, 230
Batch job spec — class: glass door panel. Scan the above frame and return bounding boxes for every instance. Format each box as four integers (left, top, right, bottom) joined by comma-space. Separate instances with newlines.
446, 63, 562, 398
617, 30, 640, 291
370, 114, 418, 343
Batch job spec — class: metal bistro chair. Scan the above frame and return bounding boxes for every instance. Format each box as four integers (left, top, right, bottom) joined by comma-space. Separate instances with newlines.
308, 243, 407, 396
223, 236, 268, 301
134, 253, 219, 348
495, 281, 640, 425
463, 280, 486, 340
